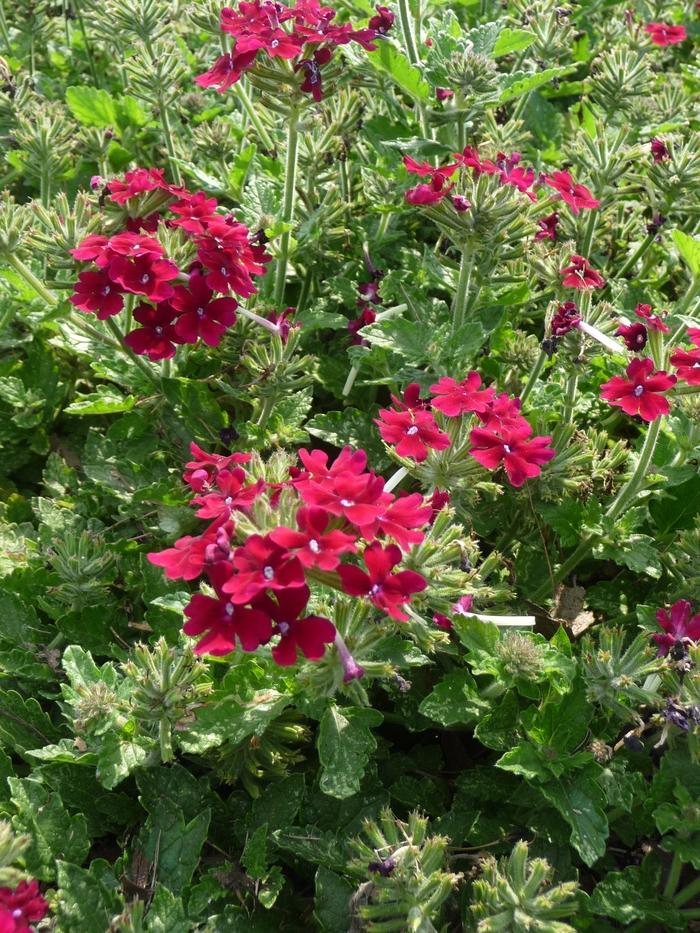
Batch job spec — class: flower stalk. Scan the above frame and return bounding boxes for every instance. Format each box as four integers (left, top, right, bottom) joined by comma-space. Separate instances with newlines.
273, 107, 300, 307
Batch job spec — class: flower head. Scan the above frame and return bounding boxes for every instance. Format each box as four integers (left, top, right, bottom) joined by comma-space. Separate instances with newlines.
253, 584, 335, 665
615, 321, 648, 351
550, 301, 581, 336
651, 137, 670, 163
634, 303, 669, 333
600, 357, 676, 420
542, 171, 600, 214
223, 534, 306, 604
269, 507, 357, 570
375, 407, 450, 462
0, 880, 48, 932
69, 268, 125, 319
653, 600, 700, 655
338, 542, 427, 620
170, 271, 238, 346
124, 302, 182, 361
429, 373, 495, 417
469, 421, 555, 488
645, 22, 687, 46
535, 212, 559, 241
560, 255, 605, 289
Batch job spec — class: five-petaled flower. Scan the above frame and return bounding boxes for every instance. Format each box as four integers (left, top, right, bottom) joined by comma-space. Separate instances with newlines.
223, 534, 306, 603
670, 346, 700, 384
535, 212, 559, 241
430, 373, 495, 417
253, 585, 336, 665
469, 421, 556, 488
615, 321, 648, 351
634, 303, 669, 333
653, 599, 700, 656
600, 357, 676, 420
375, 406, 450, 462
651, 137, 670, 163
645, 22, 687, 46
270, 507, 357, 570
542, 170, 600, 214
0, 879, 48, 933
338, 542, 427, 620
560, 255, 605, 289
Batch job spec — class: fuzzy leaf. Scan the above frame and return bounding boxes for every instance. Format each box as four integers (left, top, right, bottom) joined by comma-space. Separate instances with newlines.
318, 705, 383, 798
55, 861, 123, 932
672, 229, 700, 276
540, 768, 608, 866
418, 670, 487, 726
65, 86, 118, 128
367, 43, 430, 100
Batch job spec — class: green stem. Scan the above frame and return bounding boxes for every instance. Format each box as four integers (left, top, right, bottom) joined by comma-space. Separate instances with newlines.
674, 872, 700, 907
580, 209, 598, 259
273, 108, 300, 307
71, 0, 100, 86
0, 2, 11, 56
103, 316, 161, 387
663, 852, 684, 900
157, 97, 182, 186
451, 247, 473, 334
520, 350, 547, 405
397, 0, 420, 65
234, 82, 275, 152
6, 255, 58, 305
682, 909, 700, 920
562, 372, 578, 424
532, 417, 663, 602
616, 232, 655, 281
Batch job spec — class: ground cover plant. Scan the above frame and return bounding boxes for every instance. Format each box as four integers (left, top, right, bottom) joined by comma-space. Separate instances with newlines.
2, 0, 700, 928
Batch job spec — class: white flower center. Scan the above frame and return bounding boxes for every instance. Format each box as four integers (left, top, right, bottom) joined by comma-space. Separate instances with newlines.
503, 444, 512, 453
278, 620, 290, 634
406, 425, 419, 435
101, 285, 111, 295
220, 266, 228, 275
154, 326, 163, 335
224, 496, 233, 505
196, 307, 205, 317
633, 385, 644, 397
309, 539, 321, 553
263, 565, 275, 581
369, 584, 381, 597
225, 602, 234, 617
271, 39, 279, 47
141, 274, 150, 284
340, 498, 354, 507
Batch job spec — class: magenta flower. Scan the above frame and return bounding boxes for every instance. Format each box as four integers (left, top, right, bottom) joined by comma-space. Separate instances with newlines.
374, 493, 432, 550
338, 542, 427, 621
183, 442, 251, 489
436, 87, 454, 101
170, 192, 219, 234
429, 373, 495, 417
69, 269, 125, 319
171, 272, 238, 346
670, 346, 700, 385
653, 600, 700, 655
195, 50, 256, 93
560, 255, 605, 289
124, 302, 182, 360
600, 357, 676, 420
270, 507, 357, 570
375, 407, 450, 462
0, 880, 48, 931
223, 534, 306, 604
108, 254, 180, 302
469, 422, 555, 487
368, 5, 395, 34
634, 303, 669, 333
535, 212, 559, 241
297, 446, 368, 480
542, 170, 600, 214
183, 564, 272, 655
253, 585, 336, 665
70, 234, 111, 264
615, 322, 648, 351
403, 156, 459, 205
550, 301, 581, 336
191, 468, 263, 519
107, 167, 173, 205
147, 520, 232, 581
645, 22, 687, 45
106, 232, 164, 259
454, 146, 497, 176
427, 488, 450, 523
651, 137, 670, 163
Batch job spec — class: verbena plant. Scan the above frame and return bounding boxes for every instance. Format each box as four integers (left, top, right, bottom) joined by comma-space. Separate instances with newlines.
1, 0, 700, 929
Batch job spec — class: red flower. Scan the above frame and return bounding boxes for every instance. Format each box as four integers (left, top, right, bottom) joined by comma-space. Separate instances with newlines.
651, 137, 670, 163
436, 87, 454, 101
615, 321, 648, 351
184, 442, 251, 489
297, 446, 368, 479
348, 306, 377, 344
535, 212, 559, 241
195, 50, 257, 93
266, 306, 297, 342
653, 600, 700, 656
550, 301, 581, 336
479, 392, 526, 430
670, 346, 700, 385
108, 254, 180, 302
600, 357, 676, 420
404, 156, 459, 205
195, 216, 268, 298
560, 255, 605, 289
454, 146, 497, 176
253, 584, 336, 665
500, 164, 536, 201
375, 407, 450, 462
542, 171, 600, 214
184, 564, 272, 655
0, 880, 48, 932
106, 232, 164, 259
124, 302, 182, 360
107, 167, 171, 205
338, 542, 427, 620
294, 48, 331, 101
269, 507, 357, 570
429, 373, 495, 417
634, 303, 669, 333
70, 234, 110, 264
147, 520, 231, 580
452, 195, 471, 212
428, 488, 450, 523
689, 328, 700, 348
170, 192, 219, 234
223, 534, 306, 603
368, 5, 395, 34
171, 272, 238, 346
191, 468, 263, 519
374, 493, 431, 550
645, 22, 687, 46
469, 421, 555, 487
297, 470, 391, 529
69, 269, 125, 319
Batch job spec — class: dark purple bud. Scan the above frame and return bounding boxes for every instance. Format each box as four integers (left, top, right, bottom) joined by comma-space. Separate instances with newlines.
368, 858, 395, 877
624, 734, 645, 752
452, 195, 471, 212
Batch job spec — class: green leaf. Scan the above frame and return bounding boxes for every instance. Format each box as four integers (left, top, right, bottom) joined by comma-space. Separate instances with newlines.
64, 389, 136, 415
496, 743, 550, 782
65, 86, 117, 128
473, 692, 519, 751
178, 689, 292, 754
367, 42, 430, 100
0, 689, 62, 759
540, 768, 608, 866
139, 803, 211, 892
493, 28, 535, 58
317, 705, 383, 799
418, 670, 487, 726
453, 616, 499, 656
145, 886, 189, 933
95, 732, 155, 789
9, 777, 90, 879
499, 66, 575, 103
314, 866, 354, 932
242, 824, 268, 879
55, 861, 123, 933
589, 860, 685, 928
672, 229, 700, 276
521, 680, 592, 754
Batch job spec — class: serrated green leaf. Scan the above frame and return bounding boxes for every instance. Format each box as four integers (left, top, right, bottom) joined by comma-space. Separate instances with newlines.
64, 390, 135, 415
499, 66, 575, 103
493, 28, 535, 58
367, 42, 429, 100
178, 689, 292, 754
65, 86, 117, 128
314, 866, 354, 932
242, 824, 268, 879
540, 768, 608, 866
418, 670, 487, 726
672, 229, 700, 276
318, 705, 383, 798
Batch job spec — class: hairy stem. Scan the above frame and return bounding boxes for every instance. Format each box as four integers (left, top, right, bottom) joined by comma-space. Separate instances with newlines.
273, 107, 300, 307
451, 247, 473, 334
520, 350, 547, 405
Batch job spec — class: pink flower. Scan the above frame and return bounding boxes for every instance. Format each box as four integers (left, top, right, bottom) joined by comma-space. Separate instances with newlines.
338, 542, 427, 620
542, 170, 600, 214
253, 584, 336, 665
191, 468, 263, 519
69, 269, 125, 319
634, 303, 669, 333
427, 488, 450, 523
653, 599, 700, 655
670, 347, 700, 385
600, 357, 676, 420
436, 87, 454, 101
469, 421, 555, 487
266, 306, 297, 343
297, 446, 368, 480
375, 407, 450, 462
70, 234, 110, 263
453, 595, 474, 616
560, 255, 605, 289
108, 255, 180, 302
374, 493, 432, 550
124, 302, 182, 360
171, 272, 238, 346
107, 167, 171, 205
550, 301, 581, 336
615, 321, 648, 351
183, 442, 251, 489
223, 534, 306, 603
479, 393, 526, 430
429, 373, 495, 417
195, 215, 269, 298
170, 192, 219, 234
454, 146, 497, 176
403, 156, 459, 205
183, 564, 272, 655
195, 50, 257, 93
269, 507, 357, 570
689, 328, 700, 348
147, 520, 231, 581
368, 5, 395, 35
106, 232, 164, 259
645, 22, 687, 46
0, 880, 48, 932
651, 137, 670, 163
535, 212, 559, 241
